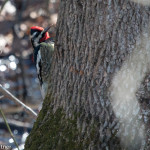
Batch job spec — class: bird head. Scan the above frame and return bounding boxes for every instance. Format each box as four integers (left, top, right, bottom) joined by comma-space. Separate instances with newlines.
30, 26, 50, 47
30, 26, 51, 63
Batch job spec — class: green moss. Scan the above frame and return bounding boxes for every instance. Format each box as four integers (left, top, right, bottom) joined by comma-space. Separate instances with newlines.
25, 95, 101, 150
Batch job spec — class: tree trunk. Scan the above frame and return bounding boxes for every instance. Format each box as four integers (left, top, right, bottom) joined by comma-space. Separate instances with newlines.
25, 0, 150, 149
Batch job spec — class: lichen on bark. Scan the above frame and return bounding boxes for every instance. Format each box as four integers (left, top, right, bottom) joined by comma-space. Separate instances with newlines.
25, 94, 119, 150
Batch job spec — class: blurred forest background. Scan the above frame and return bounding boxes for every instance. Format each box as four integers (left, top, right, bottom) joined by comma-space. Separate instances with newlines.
0, 0, 59, 149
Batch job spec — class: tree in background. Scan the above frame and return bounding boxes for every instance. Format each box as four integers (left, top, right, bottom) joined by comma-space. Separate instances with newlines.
25, 0, 150, 149
0, 0, 59, 148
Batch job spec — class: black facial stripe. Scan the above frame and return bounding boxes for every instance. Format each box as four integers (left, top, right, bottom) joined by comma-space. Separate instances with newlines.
38, 60, 43, 86
34, 45, 40, 64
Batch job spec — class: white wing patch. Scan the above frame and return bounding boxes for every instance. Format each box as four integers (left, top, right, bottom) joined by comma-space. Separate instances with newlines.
36, 50, 41, 76
36, 50, 46, 99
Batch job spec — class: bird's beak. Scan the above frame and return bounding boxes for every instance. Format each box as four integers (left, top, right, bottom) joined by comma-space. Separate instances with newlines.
44, 26, 51, 33
41, 26, 52, 36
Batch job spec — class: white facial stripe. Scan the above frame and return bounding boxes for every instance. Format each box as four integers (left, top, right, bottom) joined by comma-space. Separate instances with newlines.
31, 31, 38, 38
36, 50, 41, 75
36, 50, 47, 99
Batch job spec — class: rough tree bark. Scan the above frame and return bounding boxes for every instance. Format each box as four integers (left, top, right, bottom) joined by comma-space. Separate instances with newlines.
25, 0, 150, 149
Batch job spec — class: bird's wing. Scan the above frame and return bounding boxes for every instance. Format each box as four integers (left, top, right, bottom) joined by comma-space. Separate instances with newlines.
39, 41, 54, 84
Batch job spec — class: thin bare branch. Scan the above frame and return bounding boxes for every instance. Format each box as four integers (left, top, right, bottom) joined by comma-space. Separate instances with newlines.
0, 108, 20, 150
0, 84, 37, 119
0, 95, 4, 99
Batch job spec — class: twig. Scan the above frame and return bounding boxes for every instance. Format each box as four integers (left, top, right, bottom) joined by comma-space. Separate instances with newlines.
0, 95, 4, 99
0, 84, 37, 119
0, 108, 20, 150
0, 118, 32, 129
1, 103, 40, 114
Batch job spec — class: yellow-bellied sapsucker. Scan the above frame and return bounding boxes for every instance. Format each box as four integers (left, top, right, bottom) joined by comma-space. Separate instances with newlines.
30, 26, 54, 99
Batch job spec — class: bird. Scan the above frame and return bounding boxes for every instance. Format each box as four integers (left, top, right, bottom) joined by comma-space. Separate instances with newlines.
30, 26, 54, 99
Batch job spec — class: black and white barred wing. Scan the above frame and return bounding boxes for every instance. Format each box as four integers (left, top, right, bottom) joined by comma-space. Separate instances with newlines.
37, 42, 54, 98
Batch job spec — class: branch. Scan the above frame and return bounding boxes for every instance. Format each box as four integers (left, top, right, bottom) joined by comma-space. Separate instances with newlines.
0, 118, 32, 129
0, 95, 4, 99
0, 108, 20, 150
0, 84, 37, 119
